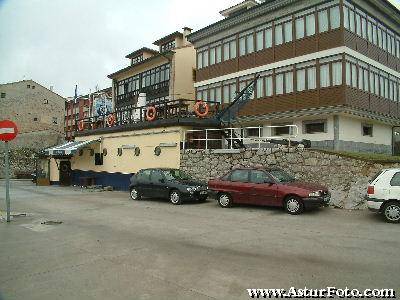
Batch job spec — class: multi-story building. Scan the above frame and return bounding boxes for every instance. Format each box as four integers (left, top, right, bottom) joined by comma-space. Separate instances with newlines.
187, 0, 400, 154
64, 87, 112, 140
109, 27, 196, 111
0, 79, 65, 149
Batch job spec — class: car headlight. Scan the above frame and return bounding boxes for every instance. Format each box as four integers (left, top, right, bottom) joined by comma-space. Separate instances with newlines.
186, 186, 199, 193
308, 191, 321, 197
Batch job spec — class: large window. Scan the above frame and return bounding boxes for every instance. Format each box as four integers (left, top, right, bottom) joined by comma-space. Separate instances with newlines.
275, 20, 292, 45
239, 33, 254, 56
275, 68, 293, 95
256, 73, 273, 98
223, 39, 237, 61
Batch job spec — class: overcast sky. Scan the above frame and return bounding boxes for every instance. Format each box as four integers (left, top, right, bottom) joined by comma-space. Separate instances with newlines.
0, 0, 399, 98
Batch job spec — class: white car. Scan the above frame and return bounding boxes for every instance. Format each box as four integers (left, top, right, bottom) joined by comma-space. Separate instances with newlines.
366, 168, 400, 223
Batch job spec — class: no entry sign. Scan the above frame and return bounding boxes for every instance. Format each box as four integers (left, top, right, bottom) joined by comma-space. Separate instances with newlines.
0, 120, 18, 142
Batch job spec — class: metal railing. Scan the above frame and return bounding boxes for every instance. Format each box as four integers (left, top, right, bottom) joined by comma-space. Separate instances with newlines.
183, 125, 299, 150
74, 99, 220, 132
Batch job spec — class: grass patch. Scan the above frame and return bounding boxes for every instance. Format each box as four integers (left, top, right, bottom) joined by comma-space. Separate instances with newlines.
311, 149, 400, 163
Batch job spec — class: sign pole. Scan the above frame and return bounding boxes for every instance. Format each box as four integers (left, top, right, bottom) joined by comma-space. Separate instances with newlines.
5, 141, 10, 222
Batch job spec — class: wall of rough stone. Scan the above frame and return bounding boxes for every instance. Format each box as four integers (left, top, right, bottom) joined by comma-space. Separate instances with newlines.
180, 148, 400, 209
0, 148, 37, 178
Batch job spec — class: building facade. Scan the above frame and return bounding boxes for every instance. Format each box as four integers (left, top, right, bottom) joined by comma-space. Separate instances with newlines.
109, 27, 196, 111
188, 0, 400, 154
64, 87, 112, 140
0, 79, 66, 149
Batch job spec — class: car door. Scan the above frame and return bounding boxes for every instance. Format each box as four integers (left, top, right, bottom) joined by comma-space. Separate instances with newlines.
249, 170, 277, 206
135, 169, 152, 197
389, 172, 400, 200
150, 170, 170, 199
229, 169, 253, 204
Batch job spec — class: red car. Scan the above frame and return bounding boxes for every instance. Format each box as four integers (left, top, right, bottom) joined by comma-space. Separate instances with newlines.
208, 167, 330, 214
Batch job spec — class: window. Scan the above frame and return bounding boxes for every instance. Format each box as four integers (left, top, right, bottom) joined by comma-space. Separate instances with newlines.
216, 45, 222, 63
160, 40, 175, 52
318, 10, 328, 33
246, 127, 261, 137
256, 31, 263, 51
330, 6, 340, 30
33, 117, 38, 121
351, 64, 357, 88
210, 48, 215, 65
275, 24, 283, 45
250, 170, 269, 184
320, 64, 330, 88
285, 72, 293, 93
0, 92, 5, 98
307, 66, 317, 90
230, 170, 249, 182
94, 153, 103, 166
52, 117, 57, 124
136, 170, 151, 182
27, 84, 30, 88
151, 170, 164, 183
197, 52, 203, 69
295, 17, 305, 39
362, 124, 373, 137
239, 37, 246, 56
303, 120, 326, 134
283, 21, 292, 43
275, 73, 284, 95
265, 27, 272, 48
265, 76, 273, 96
230, 40, 237, 58
296, 69, 305, 91
256, 78, 264, 98
247, 34, 254, 53
390, 172, 400, 186
273, 123, 292, 136
305, 14, 315, 36
32, 85, 35, 89
332, 62, 342, 86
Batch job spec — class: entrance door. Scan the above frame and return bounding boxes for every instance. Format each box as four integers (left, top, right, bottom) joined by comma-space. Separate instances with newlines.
59, 161, 72, 186
393, 127, 400, 156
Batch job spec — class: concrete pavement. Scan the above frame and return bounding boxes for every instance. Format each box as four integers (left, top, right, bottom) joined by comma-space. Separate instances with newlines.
0, 180, 399, 299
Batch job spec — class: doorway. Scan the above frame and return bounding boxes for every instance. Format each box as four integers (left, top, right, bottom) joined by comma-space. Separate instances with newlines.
393, 127, 400, 156
59, 160, 72, 186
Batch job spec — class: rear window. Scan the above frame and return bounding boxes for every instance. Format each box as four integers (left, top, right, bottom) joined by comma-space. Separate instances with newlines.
369, 170, 383, 183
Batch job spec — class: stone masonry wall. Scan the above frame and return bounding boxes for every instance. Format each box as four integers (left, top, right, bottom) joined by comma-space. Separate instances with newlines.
180, 148, 400, 209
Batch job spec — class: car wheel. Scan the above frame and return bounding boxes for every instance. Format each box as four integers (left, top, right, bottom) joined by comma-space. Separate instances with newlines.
130, 187, 141, 201
170, 190, 182, 205
383, 202, 400, 223
284, 196, 304, 215
218, 193, 232, 208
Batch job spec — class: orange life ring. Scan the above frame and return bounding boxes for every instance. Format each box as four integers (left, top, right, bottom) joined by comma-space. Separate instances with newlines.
146, 106, 157, 121
194, 101, 209, 118
78, 120, 84, 131
107, 114, 116, 127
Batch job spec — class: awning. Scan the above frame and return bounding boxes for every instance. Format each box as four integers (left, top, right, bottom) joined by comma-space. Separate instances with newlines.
43, 139, 101, 157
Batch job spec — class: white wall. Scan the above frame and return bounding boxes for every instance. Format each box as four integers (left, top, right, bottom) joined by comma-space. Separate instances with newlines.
338, 115, 392, 146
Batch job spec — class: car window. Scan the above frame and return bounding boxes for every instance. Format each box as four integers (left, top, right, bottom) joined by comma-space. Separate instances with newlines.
162, 169, 192, 181
151, 170, 164, 183
370, 170, 383, 183
136, 170, 151, 182
269, 169, 295, 183
390, 172, 400, 186
230, 170, 249, 182
250, 170, 270, 184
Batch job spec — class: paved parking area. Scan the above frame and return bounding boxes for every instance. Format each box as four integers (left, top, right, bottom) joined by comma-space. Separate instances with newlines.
0, 180, 399, 299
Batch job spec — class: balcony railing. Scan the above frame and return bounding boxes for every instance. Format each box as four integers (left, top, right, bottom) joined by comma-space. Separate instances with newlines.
74, 99, 221, 133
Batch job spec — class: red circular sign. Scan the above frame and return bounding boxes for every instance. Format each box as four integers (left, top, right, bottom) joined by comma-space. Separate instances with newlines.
0, 120, 18, 142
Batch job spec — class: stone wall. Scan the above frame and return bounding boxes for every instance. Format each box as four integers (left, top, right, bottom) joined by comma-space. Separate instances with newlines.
0, 148, 37, 178
180, 148, 400, 209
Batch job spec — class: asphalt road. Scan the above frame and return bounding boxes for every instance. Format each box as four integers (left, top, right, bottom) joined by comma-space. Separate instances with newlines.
0, 180, 399, 300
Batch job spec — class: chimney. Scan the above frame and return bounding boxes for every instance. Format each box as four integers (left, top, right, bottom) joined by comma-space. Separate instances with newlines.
182, 27, 193, 40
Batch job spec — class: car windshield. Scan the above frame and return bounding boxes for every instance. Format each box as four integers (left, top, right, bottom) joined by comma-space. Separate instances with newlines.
162, 169, 192, 181
269, 169, 295, 183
